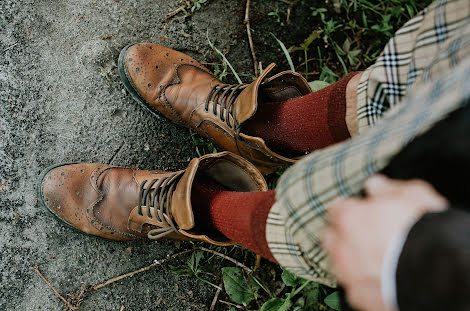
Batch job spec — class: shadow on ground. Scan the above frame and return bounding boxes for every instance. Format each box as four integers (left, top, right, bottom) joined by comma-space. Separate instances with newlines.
0, 0, 318, 310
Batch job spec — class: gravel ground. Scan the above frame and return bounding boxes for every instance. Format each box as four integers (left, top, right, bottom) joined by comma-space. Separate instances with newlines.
0, 0, 316, 310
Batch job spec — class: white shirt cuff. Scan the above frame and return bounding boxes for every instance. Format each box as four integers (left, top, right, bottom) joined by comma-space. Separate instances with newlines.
381, 220, 417, 311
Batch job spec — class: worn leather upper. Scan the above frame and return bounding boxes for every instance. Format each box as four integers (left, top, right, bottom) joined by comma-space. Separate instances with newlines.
124, 43, 312, 173
40, 152, 267, 244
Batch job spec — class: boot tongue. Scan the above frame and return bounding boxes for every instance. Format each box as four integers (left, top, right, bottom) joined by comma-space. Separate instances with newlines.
170, 157, 200, 230
233, 63, 276, 124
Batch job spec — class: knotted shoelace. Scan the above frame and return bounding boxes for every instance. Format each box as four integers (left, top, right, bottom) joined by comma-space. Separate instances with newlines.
137, 172, 182, 240
204, 84, 248, 129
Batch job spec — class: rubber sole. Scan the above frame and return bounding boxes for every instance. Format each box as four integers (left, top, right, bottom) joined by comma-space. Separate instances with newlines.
118, 44, 165, 120
36, 162, 86, 233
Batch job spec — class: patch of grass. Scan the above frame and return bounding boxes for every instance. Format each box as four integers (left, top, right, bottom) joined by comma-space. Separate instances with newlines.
190, 129, 218, 157
207, 30, 243, 84
284, 0, 435, 83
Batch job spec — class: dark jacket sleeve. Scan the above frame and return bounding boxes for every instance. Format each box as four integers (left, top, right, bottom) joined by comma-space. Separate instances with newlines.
396, 208, 470, 311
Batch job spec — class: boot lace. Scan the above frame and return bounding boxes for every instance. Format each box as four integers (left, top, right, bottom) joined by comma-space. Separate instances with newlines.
204, 84, 248, 129
137, 172, 182, 240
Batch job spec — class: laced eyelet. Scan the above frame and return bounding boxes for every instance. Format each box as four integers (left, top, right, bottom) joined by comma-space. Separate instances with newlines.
203, 84, 248, 130
136, 173, 183, 240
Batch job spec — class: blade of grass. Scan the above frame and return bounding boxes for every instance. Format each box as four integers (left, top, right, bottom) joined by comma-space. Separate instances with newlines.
334, 48, 348, 75
206, 30, 242, 84
270, 32, 295, 71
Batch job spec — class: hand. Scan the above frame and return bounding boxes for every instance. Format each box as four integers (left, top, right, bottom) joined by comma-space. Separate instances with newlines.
322, 175, 448, 311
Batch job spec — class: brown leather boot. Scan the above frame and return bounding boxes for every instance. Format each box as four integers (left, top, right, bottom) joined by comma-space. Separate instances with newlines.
118, 43, 312, 174
37, 152, 267, 244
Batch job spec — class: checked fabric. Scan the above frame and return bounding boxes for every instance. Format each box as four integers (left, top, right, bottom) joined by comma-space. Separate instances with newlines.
266, 0, 470, 286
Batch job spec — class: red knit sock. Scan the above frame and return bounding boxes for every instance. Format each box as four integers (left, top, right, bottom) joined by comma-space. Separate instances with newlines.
243, 72, 360, 156
191, 176, 277, 263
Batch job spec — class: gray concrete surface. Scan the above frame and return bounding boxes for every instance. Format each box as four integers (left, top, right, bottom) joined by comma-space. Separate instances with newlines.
0, 1, 247, 310
0, 0, 316, 309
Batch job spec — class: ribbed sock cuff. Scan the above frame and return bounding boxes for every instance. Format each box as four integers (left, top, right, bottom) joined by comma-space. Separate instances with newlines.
327, 71, 361, 141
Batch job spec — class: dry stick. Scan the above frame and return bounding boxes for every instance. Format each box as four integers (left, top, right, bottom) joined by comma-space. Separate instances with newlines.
209, 280, 224, 311
195, 246, 253, 273
244, 0, 258, 76
3, 43, 18, 52
280, 0, 299, 24
92, 248, 194, 291
253, 255, 261, 271
161, 6, 185, 23
33, 266, 77, 311
219, 300, 244, 309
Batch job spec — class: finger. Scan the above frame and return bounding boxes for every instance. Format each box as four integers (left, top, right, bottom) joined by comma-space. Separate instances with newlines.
366, 176, 449, 211
321, 228, 336, 254
364, 174, 401, 197
321, 229, 350, 281
327, 198, 363, 230
403, 179, 449, 211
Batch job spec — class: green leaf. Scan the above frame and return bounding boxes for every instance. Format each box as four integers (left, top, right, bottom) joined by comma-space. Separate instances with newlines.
302, 30, 322, 49
308, 80, 330, 92
222, 267, 255, 306
319, 66, 339, 84
271, 33, 295, 72
261, 297, 293, 311
293, 296, 305, 309
188, 250, 204, 273
289, 30, 323, 52
324, 291, 342, 311
168, 265, 193, 276
281, 268, 299, 287
303, 283, 320, 308
260, 298, 285, 311
342, 38, 351, 53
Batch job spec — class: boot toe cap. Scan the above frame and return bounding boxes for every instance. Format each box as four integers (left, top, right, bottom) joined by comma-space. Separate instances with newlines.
121, 43, 204, 102
37, 163, 98, 231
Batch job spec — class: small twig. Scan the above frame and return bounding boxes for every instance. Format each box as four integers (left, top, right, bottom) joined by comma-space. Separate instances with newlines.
67, 283, 91, 310
295, 57, 323, 70
301, 71, 321, 76
244, 0, 258, 76
195, 246, 253, 273
280, 0, 299, 24
33, 266, 77, 311
253, 255, 261, 270
219, 300, 244, 309
286, 6, 292, 24
3, 43, 18, 52
209, 280, 224, 311
161, 6, 185, 23
108, 141, 125, 164
92, 248, 193, 290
